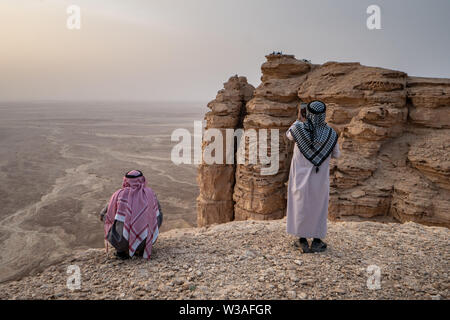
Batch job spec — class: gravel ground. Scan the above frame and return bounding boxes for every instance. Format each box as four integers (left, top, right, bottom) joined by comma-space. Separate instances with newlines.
0, 218, 448, 300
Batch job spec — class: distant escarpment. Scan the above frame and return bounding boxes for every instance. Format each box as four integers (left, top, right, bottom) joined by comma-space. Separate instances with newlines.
197, 54, 450, 228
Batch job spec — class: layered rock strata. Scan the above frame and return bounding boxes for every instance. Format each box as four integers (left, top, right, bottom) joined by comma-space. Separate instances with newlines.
196, 76, 254, 226
233, 55, 314, 221
197, 54, 450, 228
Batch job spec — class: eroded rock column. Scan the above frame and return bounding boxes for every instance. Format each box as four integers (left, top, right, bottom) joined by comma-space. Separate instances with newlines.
233, 54, 313, 221
197, 76, 254, 226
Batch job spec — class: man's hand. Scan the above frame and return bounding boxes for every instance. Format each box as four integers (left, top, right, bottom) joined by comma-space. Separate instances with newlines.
298, 110, 306, 122
298, 103, 307, 122
99, 205, 108, 222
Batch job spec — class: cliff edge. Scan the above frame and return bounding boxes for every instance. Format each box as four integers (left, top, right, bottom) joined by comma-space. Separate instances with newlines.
0, 218, 448, 300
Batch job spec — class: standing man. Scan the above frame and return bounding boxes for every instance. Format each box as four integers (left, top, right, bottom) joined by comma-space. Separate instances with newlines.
286, 101, 340, 253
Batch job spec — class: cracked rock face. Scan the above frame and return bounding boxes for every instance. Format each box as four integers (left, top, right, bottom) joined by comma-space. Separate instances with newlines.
197, 76, 254, 227
407, 77, 450, 129
233, 55, 312, 222
197, 55, 449, 228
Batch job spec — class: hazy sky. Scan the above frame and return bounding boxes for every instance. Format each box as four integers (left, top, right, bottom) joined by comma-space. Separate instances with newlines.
1, 0, 449, 102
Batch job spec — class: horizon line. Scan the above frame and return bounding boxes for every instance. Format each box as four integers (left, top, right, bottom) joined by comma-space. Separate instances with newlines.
0, 99, 209, 104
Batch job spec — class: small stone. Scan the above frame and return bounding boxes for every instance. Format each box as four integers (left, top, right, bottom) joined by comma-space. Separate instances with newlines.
293, 260, 302, 266
287, 291, 296, 299
197, 285, 208, 293
244, 250, 256, 258
298, 292, 308, 299
333, 288, 346, 295
300, 279, 314, 286
181, 283, 190, 291
351, 190, 366, 199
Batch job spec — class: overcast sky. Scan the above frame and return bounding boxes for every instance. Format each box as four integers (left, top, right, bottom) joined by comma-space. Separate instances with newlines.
1, 0, 449, 102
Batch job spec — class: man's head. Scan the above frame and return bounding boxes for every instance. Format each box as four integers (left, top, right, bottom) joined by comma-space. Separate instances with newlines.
125, 170, 143, 178
306, 100, 327, 125
123, 170, 146, 188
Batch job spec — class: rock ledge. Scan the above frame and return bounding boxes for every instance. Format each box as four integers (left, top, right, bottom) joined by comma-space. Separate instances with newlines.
1, 219, 448, 300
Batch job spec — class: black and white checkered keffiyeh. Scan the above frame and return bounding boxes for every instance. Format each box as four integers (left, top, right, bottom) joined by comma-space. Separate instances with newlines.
289, 101, 338, 173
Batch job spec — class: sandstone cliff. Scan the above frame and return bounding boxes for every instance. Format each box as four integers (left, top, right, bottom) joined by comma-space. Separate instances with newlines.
197, 76, 254, 226
197, 54, 450, 228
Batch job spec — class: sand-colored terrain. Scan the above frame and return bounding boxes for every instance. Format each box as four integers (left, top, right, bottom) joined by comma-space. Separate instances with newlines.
0, 101, 204, 283
0, 218, 448, 300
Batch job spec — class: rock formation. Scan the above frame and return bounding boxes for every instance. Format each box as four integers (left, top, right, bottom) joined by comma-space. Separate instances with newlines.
197, 54, 450, 228
196, 76, 254, 226
233, 55, 314, 221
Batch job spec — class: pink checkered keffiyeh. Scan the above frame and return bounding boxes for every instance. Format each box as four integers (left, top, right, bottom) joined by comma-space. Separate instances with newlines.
104, 170, 158, 259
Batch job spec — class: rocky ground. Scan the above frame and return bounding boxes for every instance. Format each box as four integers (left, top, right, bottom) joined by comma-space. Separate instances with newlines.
0, 218, 448, 300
